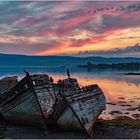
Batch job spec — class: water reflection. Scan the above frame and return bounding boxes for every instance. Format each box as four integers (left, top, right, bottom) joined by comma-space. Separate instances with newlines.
0, 66, 140, 119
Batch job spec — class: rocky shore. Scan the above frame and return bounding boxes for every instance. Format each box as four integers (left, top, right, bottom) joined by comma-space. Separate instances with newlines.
0, 116, 140, 139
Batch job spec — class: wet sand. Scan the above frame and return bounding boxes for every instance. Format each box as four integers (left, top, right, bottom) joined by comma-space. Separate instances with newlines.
1, 116, 140, 139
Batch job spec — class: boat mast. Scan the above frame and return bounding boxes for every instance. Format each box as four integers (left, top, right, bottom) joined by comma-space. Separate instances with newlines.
67, 69, 70, 79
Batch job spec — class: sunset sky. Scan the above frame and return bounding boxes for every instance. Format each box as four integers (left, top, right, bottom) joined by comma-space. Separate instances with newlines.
0, 1, 140, 56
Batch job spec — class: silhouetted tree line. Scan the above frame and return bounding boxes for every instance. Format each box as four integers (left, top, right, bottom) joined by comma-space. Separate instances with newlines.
78, 62, 140, 70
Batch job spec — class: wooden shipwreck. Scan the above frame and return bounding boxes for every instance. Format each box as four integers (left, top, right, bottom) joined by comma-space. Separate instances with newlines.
0, 71, 106, 137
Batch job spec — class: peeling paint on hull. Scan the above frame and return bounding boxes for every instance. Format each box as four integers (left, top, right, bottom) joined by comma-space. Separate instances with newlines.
1, 92, 46, 129
0, 84, 47, 129
48, 88, 106, 136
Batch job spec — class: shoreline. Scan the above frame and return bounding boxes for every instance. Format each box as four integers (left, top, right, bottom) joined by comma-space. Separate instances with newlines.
1, 116, 140, 139
124, 72, 140, 75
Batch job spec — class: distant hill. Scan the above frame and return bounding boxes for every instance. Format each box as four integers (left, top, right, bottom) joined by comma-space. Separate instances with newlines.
0, 53, 140, 67
78, 62, 140, 71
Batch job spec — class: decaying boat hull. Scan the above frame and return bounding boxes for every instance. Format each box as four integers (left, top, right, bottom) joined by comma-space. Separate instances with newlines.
57, 107, 82, 131
61, 93, 105, 135
48, 86, 106, 136
0, 77, 47, 129
57, 106, 103, 132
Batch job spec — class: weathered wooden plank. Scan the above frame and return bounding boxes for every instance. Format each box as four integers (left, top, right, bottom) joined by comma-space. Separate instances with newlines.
0, 83, 47, 129
53, 77, 106, 136
0, 74, 56, 129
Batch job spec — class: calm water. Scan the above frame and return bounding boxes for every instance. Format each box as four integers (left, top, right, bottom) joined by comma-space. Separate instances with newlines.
0, 66, 140, 120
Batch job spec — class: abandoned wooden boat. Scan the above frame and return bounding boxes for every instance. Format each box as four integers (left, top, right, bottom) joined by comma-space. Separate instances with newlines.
46, 70, 106, 136
0, 71, 106, 136
0, 73, 56, 129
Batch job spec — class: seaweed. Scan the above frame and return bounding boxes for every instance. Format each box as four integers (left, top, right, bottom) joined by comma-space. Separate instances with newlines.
109, 111, 122, 116
118, 97, 125, 100
97, 116, 140, 128
107, 102, 116, 105
132, 114, 140, 119
120, 104, 131, 107
124, 112, 129, 115
126, 106, 140, 111
118, 101, 126, 104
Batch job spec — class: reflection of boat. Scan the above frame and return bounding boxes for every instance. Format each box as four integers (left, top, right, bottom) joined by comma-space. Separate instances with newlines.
0, 71, 106, 137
